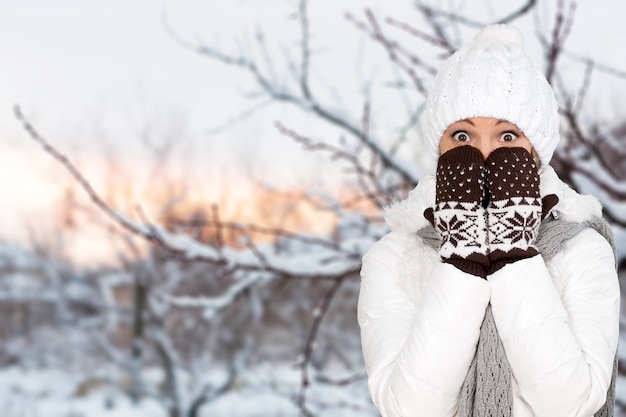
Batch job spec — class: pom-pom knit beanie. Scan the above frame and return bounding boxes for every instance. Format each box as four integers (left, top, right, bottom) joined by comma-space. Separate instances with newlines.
419, 24, 560, 173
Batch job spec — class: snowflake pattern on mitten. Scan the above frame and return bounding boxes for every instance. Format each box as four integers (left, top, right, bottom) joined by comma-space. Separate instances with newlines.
485, 147, 542, 273
429, 146, 490, 277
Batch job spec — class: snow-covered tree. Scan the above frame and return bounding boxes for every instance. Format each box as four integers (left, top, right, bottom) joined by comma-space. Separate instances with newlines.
13, 0, 626, 415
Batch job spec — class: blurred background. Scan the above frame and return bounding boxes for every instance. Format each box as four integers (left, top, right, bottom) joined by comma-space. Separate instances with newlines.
1, 0, 625, 416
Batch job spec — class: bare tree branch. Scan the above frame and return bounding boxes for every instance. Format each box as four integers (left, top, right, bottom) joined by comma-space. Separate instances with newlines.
296, 276, 344, 417
274, 120, 393, 208
164, 9, 419, 184
299, 0, 312, 100
166, 217, 357, 257
16, 106, 366, 280
545, 0, 576, 84
205, 98, 273, 135
415, 0, 537, 27
14, 105, 155, 241
384, 16, 455, 54
574, 59, 594, 115
363, 9, 429, 97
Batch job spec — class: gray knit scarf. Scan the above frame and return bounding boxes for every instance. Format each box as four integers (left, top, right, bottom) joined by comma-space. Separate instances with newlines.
417, 216, 618, 417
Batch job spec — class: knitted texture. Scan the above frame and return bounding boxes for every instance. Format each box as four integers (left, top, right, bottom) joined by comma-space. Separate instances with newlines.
426, 146, 489, 277
419, 24, 560, 173
458, 304, 512, 417
417, 216, 617, 417
485, 147, 542, 274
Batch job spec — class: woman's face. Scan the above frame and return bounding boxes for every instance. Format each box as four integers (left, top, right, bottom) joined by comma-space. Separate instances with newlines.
439, 117, 533, 160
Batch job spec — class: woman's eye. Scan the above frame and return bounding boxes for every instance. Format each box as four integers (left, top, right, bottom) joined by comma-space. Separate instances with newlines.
499, 131, 519, 142
452, 131, 470, 142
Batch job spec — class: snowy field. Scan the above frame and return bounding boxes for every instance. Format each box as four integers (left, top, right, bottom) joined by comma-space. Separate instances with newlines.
2, 364, 626, 416
0, 365, 373, 417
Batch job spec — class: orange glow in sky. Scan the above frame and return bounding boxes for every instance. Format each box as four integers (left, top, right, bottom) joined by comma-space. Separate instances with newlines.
1, 142, 345, 267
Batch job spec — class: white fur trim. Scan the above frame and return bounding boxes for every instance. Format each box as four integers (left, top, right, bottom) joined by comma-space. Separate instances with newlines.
384, 175, 435, 233
540, 165, 603, 221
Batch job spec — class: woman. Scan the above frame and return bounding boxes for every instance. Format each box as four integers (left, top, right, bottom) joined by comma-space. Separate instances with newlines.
357, 24, 620, 417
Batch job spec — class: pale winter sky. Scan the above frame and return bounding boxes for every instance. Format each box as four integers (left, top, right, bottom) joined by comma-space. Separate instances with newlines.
1, 0, 625, 256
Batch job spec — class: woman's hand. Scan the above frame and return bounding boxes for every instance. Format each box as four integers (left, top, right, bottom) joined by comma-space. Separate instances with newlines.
484, 147, 556, 273
424, 146, 490, 278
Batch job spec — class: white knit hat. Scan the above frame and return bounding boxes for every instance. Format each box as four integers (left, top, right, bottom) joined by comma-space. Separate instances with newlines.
419, 24, 560, 172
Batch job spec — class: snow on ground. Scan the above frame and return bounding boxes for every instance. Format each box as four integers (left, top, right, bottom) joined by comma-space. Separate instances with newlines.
0, 364, 374, 417
0, 367, 165, 417
2, 364, 623, 416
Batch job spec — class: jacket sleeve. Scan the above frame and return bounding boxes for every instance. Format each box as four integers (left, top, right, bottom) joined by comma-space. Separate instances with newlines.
487, 228, 620, 417
358, 231, 491, 417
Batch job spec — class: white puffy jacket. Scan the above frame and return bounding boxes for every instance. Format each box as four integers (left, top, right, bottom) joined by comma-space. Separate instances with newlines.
358, 165, 620, 417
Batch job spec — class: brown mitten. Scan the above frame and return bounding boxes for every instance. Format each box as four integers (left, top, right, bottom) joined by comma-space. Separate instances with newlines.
424, 146, 490, 278
485, 147, 547, 274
